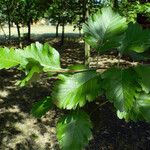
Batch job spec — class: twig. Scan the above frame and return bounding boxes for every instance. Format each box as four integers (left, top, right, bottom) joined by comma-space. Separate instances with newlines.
90, 101, 109, 116
117, 52, 122, 67
47, 68, 109, 74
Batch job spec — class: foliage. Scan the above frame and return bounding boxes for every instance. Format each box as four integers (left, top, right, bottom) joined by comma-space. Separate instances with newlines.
83, 7, 127, 52
52, 71, 102, 109
84, 7, 150, 57
57, 111, 92, 150
119, 1, 150, 23
0, 47, 23, 69
46, 0, 76, 25
0, 0, 51, 40
31, 96, 53, 118
1, 7, 150, 150
120, 23, 150, 53
102, 67, 138, 112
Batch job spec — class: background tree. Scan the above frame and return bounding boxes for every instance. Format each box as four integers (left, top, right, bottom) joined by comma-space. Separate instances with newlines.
20, 0, 51, 41
0, 0, 19, 40
45, 0, 76, 44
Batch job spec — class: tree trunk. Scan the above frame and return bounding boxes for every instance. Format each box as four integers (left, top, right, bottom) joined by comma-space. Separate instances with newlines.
56, 23, 59, 37
8, 16, 11, 40
27, 20, 31, 42
83, 0, 90, 66
0, 23, 7, 39
16, 23, 21, 40
85, 42, 90, 66
16, 23, 22, 47
79, 29, 82, 37
61, 23, 65, 45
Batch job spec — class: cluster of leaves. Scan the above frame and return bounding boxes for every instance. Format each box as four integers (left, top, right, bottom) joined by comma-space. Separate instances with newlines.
83, 7, 150, 60
0, 0, 52, 40
0, 42, 96, 150
1, 7, 150, 150
119, 1, 150, 23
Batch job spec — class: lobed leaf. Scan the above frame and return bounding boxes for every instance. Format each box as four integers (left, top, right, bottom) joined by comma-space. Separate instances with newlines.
21, 42, 61, 71
0, 47, 26, 69
83, 7, 127, 52
16, 42, 61, 86
52, 71, 102, 109
57, 111, 92, 150
102, 68, 138, 112
136, 93, 150, 122
117, 93, 150, 122
135, 65, 150, 93
120, 23, 150, 54
17, 59, 43, 87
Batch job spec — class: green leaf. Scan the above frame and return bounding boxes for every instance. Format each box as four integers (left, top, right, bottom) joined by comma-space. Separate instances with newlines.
135, 65, 150, 93
102, 68, 138, 111
57, 111, 92, 150
117, 93, 150, 122
0, 42, 61, 74
136, 93, 150, 122
120, 23, 150, 53
21, 42, 61, 71
83, 7, 127, 52
0, 47, 26, 69
17, 59, 43, 87
31, 96, 53, 118
52, 71, 102, 109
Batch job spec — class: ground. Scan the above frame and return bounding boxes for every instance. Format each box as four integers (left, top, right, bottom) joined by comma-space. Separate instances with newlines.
0, 26, 150, 150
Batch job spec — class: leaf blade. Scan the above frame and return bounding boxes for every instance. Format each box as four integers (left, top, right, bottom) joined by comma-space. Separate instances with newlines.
57, 111, 92, 150
83, 7, 127, 52
31, 96, 53, 118
52, 71, 102, 109
102, 68, 138, 111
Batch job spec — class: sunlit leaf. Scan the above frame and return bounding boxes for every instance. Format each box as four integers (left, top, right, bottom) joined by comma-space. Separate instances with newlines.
52, 71, 102, 109
0, 47, 26, 69
83, 7, 127, 52
21, 42, 61, 71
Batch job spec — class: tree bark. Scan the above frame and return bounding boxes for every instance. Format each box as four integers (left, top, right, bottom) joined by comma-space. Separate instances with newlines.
56, 23, 59, 37
79, 29, 82, 37
27, 20, 31, 42
16, 23, 21, 40
83, 0, 90, 66
0, 23, 7, 38
61, 22, 65, 45
8, 16, 11, 40
16, 23, 22, 47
